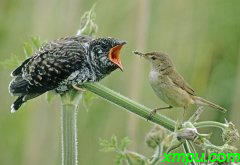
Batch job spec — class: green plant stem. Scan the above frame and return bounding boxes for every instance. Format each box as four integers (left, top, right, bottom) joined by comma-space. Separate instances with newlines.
61, 104, 78, 165
194, 121, 227, 130
182, 142, 197, 165
61, 93, 81, 165
150, 145, 162, 165
188, 141, 200, 165
183, 141, 191, 154
82, 83, 176, 131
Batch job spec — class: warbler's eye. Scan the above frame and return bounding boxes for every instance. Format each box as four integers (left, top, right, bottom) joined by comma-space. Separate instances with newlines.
151, 56, 157, 60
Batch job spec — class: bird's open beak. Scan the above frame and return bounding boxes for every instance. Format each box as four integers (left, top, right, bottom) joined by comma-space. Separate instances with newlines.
109, 42, 126, 71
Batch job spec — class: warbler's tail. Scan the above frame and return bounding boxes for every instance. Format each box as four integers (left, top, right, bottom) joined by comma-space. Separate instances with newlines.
193, 96, 227, 113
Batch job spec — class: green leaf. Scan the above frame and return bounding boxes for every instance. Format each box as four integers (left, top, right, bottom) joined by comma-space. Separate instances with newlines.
23, 42, 33, 58
30, 36, 41, 49
111, 135, 118, 148
77, 3, 98, 36
99, 138, 115, 152
99, 135, 129, 153
99, 135, 150, 164
119, 137, 131, 151
115, 154, 124, 165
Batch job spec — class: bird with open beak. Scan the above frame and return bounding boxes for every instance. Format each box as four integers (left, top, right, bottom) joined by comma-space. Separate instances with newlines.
133, 51, 227, 120
9, 35, 126, 112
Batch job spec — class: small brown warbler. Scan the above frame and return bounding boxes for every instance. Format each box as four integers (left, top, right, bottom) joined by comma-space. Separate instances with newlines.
133, 51, 227, 118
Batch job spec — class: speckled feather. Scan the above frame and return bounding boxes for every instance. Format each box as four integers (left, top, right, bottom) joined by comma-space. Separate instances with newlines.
9, 35, 125, 112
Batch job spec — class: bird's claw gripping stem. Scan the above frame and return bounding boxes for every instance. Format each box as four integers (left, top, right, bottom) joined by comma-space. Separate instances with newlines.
147, 109, 157, 121
73, 85, 86, 92
147, 106, 173, 121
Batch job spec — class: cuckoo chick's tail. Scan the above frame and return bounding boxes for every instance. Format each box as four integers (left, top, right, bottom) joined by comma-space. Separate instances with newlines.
193, 96, 227, 113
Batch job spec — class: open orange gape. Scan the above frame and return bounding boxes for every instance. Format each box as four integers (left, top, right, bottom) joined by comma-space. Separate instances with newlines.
108, 44, 125, 71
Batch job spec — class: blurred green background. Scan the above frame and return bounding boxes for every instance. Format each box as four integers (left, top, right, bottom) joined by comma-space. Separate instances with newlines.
1, 0, 240, 164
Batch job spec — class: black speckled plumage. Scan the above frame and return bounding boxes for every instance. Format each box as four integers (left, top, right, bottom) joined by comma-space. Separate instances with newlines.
9, 35, 126, 112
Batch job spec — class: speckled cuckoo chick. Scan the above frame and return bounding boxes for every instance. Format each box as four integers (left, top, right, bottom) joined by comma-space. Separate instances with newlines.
9, 35, 126, 113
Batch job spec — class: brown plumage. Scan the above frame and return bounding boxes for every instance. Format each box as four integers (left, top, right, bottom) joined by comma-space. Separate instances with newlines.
133, 51, 227, 114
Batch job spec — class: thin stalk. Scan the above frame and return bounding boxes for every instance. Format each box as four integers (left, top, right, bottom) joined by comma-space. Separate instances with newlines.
182, 142, 197, 165
150, 145, 163, 165
188, 141, 200, 165
82, 83, 176, 131
125, 154, 134, 165
61, 93, 82, 165
194, 121, 227, 130
188, 141, 197, 156
183, 142, 191, 154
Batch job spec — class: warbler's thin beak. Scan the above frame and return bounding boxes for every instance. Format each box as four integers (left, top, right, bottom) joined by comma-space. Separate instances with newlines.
133, 51, 148, 58
109, 42, 126, 71
133, 51, 143, 56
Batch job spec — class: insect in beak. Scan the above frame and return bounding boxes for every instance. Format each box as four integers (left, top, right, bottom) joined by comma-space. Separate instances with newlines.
109, 42, 126, 71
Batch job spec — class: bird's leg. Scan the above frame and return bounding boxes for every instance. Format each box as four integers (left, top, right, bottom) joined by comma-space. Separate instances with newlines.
72, 84, 86, 92
188, 106, 205, 123
147, 105, 173, 121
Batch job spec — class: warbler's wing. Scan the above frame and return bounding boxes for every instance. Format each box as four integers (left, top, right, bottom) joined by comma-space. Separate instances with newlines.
168, 69, 195, 95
